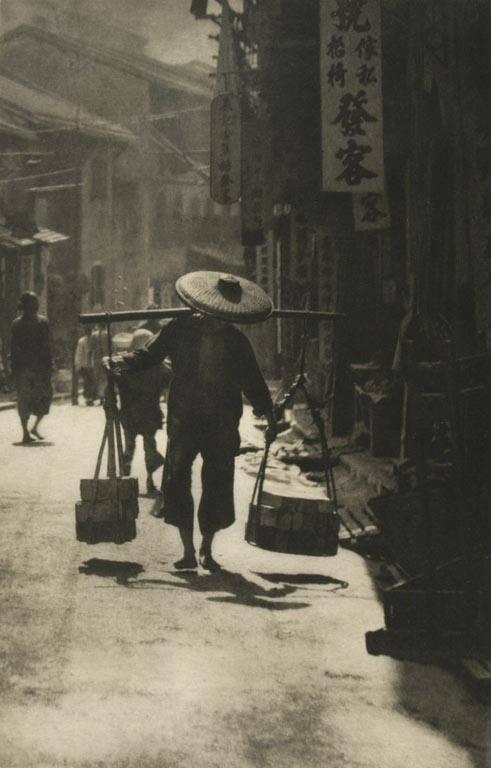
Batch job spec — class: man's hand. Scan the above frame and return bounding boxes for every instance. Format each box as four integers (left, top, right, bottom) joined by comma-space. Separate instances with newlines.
265, 411, 278, 443
102, 356, 122, 376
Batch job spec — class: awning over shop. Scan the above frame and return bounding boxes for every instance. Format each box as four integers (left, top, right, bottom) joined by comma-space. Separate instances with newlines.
0, 225, 68, 249
33, 228, 70, 245
0, 74, 136, 145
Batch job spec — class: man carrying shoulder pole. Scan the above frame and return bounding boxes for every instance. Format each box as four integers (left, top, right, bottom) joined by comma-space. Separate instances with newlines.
106, 271, 277, 572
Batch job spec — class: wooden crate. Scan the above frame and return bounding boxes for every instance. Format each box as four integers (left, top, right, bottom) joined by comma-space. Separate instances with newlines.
75, 516, 137, 545
382, 561, 490, 635
246, 489, 339, 556
80, 477, 139, 504
75, 497, 138, 523
76, 477, 139, 544
384, 589, 471, 632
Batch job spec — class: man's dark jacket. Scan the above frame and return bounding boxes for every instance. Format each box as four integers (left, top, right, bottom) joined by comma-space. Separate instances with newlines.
118, 314, 272, 424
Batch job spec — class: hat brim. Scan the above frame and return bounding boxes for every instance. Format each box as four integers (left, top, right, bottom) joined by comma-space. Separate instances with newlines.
175, 271, 273, 324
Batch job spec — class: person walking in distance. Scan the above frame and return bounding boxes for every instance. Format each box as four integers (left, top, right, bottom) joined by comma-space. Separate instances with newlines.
108, 272, 276, 571
74, 325, 96, 405
10, 292, 53, 443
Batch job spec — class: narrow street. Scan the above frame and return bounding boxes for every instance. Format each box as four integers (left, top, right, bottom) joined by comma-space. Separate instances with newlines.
0, 403, 486, 768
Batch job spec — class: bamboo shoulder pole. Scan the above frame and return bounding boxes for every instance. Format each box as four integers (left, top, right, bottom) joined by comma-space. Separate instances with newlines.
79, 308, 346, 325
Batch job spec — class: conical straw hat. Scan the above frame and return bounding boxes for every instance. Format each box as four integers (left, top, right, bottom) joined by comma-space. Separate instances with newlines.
175, 271, 273, 324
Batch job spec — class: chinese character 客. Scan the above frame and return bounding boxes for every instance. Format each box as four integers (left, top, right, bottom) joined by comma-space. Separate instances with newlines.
355, 34, 378, 60
326, 34, 345, 59
357, 64, 377, 85
327, 61, 348, 87
331, 90, 377, 136
335, 139, 377, 185
361, 193, 387, 222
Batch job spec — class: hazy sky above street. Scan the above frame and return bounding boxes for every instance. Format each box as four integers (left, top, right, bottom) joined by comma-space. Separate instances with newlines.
89, 0, 243, 65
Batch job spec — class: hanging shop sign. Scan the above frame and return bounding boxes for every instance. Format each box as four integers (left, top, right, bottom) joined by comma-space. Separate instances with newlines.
210, 1, 241, 204
320, 0, 385, 193
353, 191, 390, 230
210, 93, 241, 204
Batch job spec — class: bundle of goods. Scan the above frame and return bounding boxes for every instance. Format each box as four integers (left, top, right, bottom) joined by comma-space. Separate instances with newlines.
246, 433, 339, 557
76, 474, 139, 545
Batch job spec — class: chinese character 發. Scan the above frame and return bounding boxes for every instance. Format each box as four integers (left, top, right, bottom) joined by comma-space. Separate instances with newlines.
355, 34, 378, 60
327, 61, 348, 87
361, 193, 387, 222
326, 34, 345, 59
331, 0, 371, 33
335, 139, 377, 185
331, 90, 377, 136
357, 63, 377, 85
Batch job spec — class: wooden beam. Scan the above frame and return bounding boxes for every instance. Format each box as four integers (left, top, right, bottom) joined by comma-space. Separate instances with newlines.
29, 183, 82, 192
0, 167, 77, 185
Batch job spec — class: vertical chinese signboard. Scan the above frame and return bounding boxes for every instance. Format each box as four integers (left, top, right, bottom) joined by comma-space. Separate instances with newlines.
317, 229, 338, 412
320, 0, 384, 193
210, 2, 241, 204
241, 106, 268, 245
256, 231, 275, 300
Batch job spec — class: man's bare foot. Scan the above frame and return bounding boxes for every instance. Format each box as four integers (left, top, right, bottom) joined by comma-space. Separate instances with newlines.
146, 477, 157, 494
31, 429, 44, 440
199, 552, 221, 572
22, 433, 34, 444
174, 554, 198, 570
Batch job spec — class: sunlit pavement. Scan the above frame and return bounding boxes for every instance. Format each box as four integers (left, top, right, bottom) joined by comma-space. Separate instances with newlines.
0, 403, 486, 768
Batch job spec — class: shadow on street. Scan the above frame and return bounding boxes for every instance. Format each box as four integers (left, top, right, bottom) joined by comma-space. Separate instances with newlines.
12, 441, 55, 447
254, 572, 349, 591
169, 569, 310, 610
78, 559, 312, 610
79, 558, 145, 585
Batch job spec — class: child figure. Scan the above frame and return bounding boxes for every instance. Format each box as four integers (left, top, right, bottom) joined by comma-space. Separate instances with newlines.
117, 327, 171, 494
